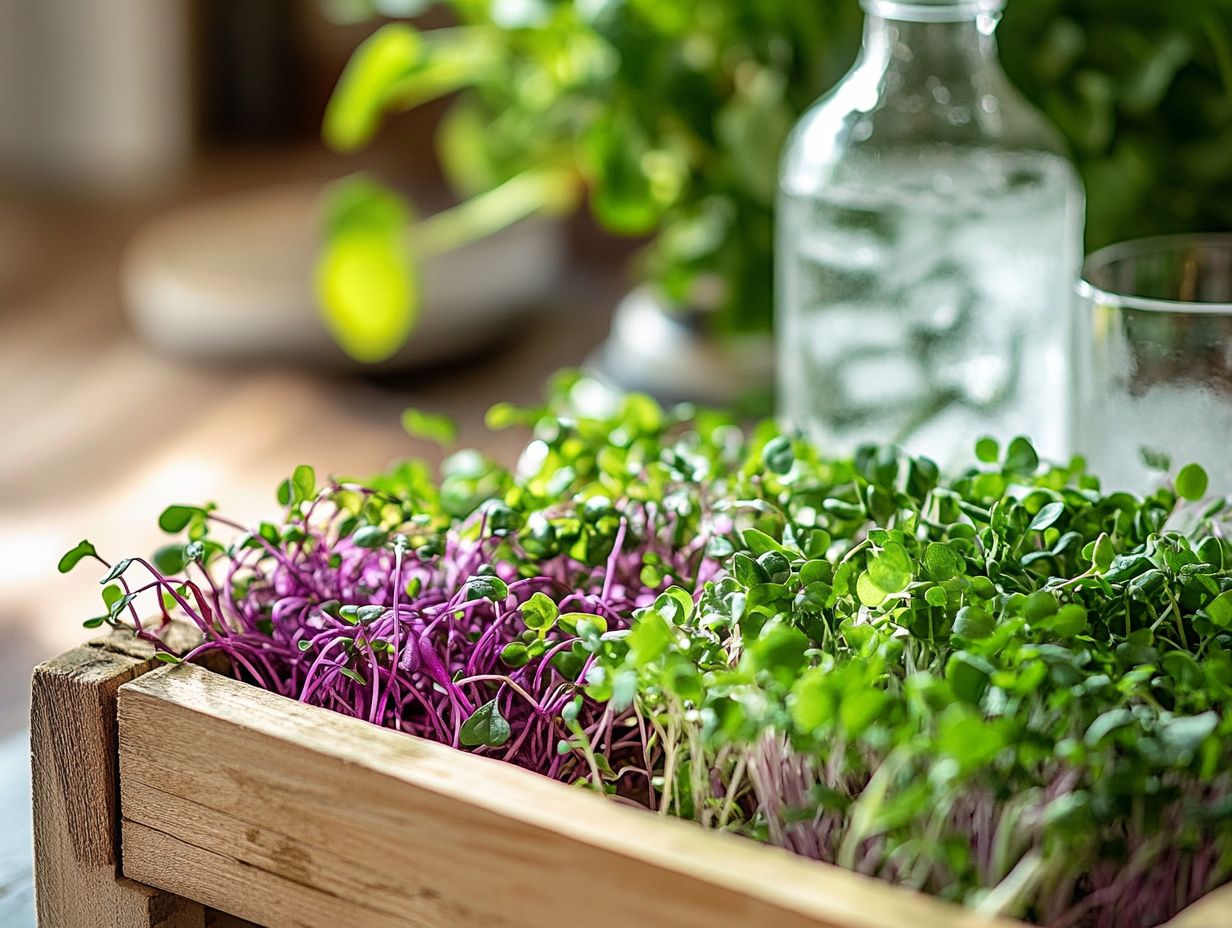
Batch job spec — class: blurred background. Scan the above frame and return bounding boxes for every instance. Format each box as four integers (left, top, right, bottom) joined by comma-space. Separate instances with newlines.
0, 0, 638, 743
2, 1, 1232, 917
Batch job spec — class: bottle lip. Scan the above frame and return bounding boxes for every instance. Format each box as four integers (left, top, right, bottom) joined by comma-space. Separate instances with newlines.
860, 0, 1005, 22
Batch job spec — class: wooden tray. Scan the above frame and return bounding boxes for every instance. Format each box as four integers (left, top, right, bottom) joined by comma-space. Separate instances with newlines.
29, 631, 1232, 928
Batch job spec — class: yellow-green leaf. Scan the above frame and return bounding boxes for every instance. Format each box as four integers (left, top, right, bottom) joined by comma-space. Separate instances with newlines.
316, 228, 418, 363
323, 24, 423, 151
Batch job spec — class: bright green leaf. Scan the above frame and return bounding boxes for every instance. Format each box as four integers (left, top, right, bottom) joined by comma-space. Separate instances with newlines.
323, 24, 424, 151
58, 539, 99, 574
461, 698, 511, 747
401, 408, 457, 446
869, 543, 912, 594
1176, 463, 1209, 501
158, 505, 204, 534
316, 176, 418, 363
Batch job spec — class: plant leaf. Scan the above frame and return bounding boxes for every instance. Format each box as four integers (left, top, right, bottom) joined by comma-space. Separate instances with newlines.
401, 408, 457, 446
1176, 463, 1209, 501
323, 24, 424, 151
159, 505, 205, 534
460, 699, 511, 747
58, 540, 98, 574
316, 175, 419, 363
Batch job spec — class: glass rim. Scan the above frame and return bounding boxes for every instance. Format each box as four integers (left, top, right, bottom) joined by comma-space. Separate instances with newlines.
1077, 232, 1232, 315
860, 0, 1005, 22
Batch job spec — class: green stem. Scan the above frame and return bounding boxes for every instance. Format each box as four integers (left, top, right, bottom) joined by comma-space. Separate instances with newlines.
839, 539, 871, 567
385, 27, 501, 111
566, 717, 604, 792
408, 167, 572, 258
1167, 586, 1188, 649
977, 849, 1046, 918
1202, 15, 1232, 103
718, 748, 749, 830
836, 747, 909, 871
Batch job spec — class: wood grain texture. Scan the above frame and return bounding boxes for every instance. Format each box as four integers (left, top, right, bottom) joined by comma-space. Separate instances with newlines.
31, 629, 205, 928
118, 663, 1024, 928
1164, 881, 1232, 927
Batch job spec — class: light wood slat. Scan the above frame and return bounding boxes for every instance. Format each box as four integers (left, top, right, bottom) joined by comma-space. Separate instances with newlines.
31, 630, 205, 928
1164, 882, 1232, 927
118, 663, 1025, 928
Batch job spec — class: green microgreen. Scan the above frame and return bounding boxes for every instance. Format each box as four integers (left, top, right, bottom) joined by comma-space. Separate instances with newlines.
61, 372, 1232, 927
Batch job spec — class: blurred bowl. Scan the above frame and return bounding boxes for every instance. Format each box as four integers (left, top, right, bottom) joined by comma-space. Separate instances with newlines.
122, 182, 565, 369
590, 285, 775, 407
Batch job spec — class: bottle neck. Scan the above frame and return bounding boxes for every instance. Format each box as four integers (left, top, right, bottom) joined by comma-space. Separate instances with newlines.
861, 5, 1003, 81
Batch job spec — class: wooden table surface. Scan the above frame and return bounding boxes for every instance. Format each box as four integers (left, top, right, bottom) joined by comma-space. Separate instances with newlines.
0, 729, 32, 925
0, 147, 622, 738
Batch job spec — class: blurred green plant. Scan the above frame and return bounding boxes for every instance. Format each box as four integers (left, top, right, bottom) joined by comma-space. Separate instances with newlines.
316, 0, 1232, 361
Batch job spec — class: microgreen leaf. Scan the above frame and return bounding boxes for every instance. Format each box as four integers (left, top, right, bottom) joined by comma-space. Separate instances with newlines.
1092, 533, 1116, 573
500, 642, 530, 667
153, 544, 188, 575
1207, 591, 1232, 628
1160, 712, 1218, 759
947, 651, 994, 704
869, 543, 912, 594
356, 605, 385, 623
158, 505, 205, 533
1175, 463, 1209, 501
464, 575, 509, 603
1004, 437, 1039, 473
628, 610, 673, 664
460, 699, 511, 747
924, 543, 960, 582
401, 408, 458, 446
99, 558, 133, 584
742, 528, 793, 558
108, 592, 139, 619
1141, 447, 1172, 472
1029, 501, 1065, 531
101, 584, 124, 610
58, 540, 98, 574
975, 436, 999, 463
519, 592, 558, 630
293, 464, 317, 503
762, 436, 795, 474
352, 525, 389, 548
856, 572, 888, 607
953, 606, 994, 639
339, 667, 367, 685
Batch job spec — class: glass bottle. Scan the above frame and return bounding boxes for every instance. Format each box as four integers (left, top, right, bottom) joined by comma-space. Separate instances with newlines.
776, 0, 1084, 465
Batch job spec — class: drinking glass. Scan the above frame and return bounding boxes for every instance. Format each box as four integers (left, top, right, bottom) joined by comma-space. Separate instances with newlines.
1074, 234, 1232, 494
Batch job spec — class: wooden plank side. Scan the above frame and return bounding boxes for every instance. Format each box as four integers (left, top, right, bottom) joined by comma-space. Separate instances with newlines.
31, 630, 206, 928
1164, 881, 1232, 928
118, 664, 1022, 928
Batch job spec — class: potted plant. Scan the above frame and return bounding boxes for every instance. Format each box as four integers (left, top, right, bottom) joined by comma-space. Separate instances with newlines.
316, 2, 1232, 396
315, 1, 860, 393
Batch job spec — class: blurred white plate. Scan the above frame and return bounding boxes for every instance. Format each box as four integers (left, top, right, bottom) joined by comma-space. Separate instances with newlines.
122, 182, 565, 370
